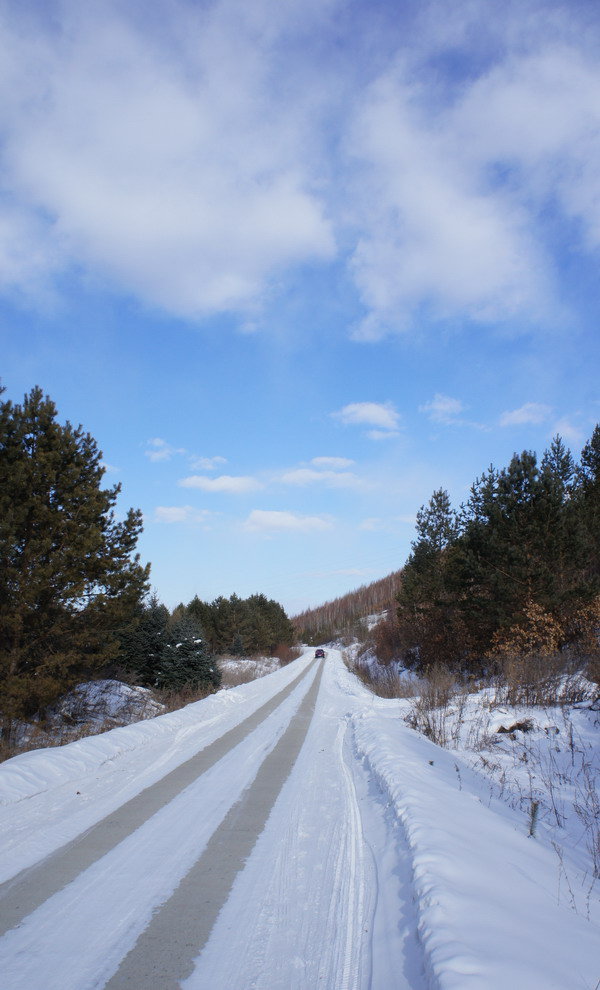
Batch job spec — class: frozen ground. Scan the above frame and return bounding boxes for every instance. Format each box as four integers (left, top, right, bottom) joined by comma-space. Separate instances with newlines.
0, 649, 599, 989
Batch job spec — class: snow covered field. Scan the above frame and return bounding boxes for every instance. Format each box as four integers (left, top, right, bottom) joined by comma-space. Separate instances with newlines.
1, 649, 599, 989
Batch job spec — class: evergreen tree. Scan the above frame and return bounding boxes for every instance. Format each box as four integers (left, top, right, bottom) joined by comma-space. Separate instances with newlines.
454, 451, 548, 647
578, 424, 600, 588
414, 488, 459, 554
396, 489, 465, 667
0, 387, 150, 720
155, 615, 220, 691
187, 593, 295, 655
118, 594, 169, 685
229, 633, 246, 657
187, 596, 217, 650
395, 430, 600, 670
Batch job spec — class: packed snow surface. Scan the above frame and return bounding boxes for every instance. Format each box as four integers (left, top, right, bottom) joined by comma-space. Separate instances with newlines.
0, 649, 598, 989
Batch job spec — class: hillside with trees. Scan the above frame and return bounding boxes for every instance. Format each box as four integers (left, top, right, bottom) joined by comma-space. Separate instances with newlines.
292, 569, 403, 644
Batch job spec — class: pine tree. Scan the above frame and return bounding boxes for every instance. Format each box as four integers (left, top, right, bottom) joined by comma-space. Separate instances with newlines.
0, 387, 150, 720
414, 488, 459, 555
578, 424, 600, 588
454, 451, 546, 645
396, 489, 465, 667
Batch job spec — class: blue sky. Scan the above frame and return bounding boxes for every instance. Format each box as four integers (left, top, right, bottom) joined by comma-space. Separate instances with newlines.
1, 0, 599, 614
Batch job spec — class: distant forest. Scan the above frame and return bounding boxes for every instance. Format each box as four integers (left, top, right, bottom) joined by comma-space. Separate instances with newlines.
292, 570, 403, 644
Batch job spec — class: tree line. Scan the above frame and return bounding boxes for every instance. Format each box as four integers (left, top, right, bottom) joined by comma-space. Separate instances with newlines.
0, 387, 295, 728
120, 592, 294, 690
395, 429, 600, 674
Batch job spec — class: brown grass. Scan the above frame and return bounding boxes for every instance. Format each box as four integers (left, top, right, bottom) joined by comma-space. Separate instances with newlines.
0, 717, 117, 764
344, 651, 418, 699
153, 683, 215, 711
492, 652, 592, 707
272, 644, 302, 666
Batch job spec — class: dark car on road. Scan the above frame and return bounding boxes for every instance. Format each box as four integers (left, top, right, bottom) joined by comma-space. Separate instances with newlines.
314, 648, 326, 659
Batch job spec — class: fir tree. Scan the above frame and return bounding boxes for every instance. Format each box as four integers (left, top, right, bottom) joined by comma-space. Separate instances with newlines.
119, 594, 169, 685
155, 616, 220, 691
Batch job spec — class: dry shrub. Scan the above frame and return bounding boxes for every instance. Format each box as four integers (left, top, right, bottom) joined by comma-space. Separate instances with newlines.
344, 652, 418, 699
217, 659, 279, 688
487, 601, 589, 706
494, 653, 590, 707
218, 664, 260, 689
154, 682, 215, 712
0, 716, 120, 764
419, 664, 457, 708
586, 654, 600, 690
489, 600, 563, 658
273, 643, 302, 666
406, 665, 458, 746
561, 597, 600, 688
371, 610, 403, 665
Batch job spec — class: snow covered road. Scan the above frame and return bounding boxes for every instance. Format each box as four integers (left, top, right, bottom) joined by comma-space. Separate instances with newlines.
1, 649, 599, 989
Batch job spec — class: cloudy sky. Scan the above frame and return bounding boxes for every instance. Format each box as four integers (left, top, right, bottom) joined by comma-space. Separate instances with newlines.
2, 0, 599, 614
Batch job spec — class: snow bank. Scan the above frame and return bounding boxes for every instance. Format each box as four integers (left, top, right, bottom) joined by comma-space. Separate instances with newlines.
332, 656, 600, 990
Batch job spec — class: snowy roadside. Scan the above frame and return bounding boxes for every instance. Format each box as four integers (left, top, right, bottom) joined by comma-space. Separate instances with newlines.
333, 655, 600, 989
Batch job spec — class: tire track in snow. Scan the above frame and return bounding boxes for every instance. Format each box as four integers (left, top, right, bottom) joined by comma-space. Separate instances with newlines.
103, 660, 325, 990
0, 657, 319, 938
318, 720, 368, 990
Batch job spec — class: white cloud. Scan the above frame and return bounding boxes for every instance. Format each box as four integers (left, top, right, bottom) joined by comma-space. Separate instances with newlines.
347, 72, 548, 339
154, 506, 212, 524
500, 403, 552, 427
364, 429, 399, 442
420, 393, 465, 425
333, 401, 401, 433
1, 1, 599, 339
189, 455, 228, 472
311, 456, 354, 469
243, 509, 333, 533
179, 474, 262, 493
279, 467, 362, 488
0, 2, 335, 316
145, 438, 186, 462
345, 22, 600, 337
